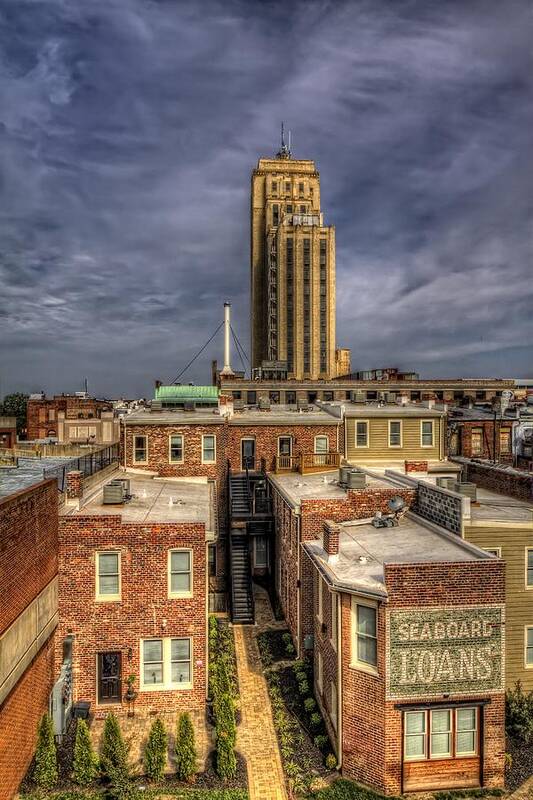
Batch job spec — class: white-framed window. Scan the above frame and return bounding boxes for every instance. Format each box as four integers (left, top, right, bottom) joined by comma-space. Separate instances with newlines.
330, 682, 338, 730
527, 548, 533, 588
317, 651, 323, 693
317, 575, 324, 622
96, 551, 121, 601
314, 435, 329, 454
202, 434, 216, 464
330, 591, 338, 650
168, 549, 192, 597
471, 427, 483, 456
253, 537, 268, 568
208, 543, 217, 577
484, 547, 502, 558
421, 420, 434, 447
140, 637, 192, 690
526, 627, 533, 667
352, 599, 378, 671
388, 420, 402, 448
169, 434, 184, 463
355, 420, 369, 448
133, 434, 147, 463
278, 436, 292, 457
404, 707, 478, 762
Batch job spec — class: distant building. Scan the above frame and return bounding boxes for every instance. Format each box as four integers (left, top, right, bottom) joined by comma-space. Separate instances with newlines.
27, 392, 118, 444
350, 367, 419, 381
0, 416, 17, 448
334, 347, 351, 377
447, 406, 516, 463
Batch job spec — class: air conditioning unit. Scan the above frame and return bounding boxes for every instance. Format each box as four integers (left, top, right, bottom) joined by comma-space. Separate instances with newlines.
103, 480, 126, 504
351, 391, 366, 404
436, 477, 455, 489
259, 397, 271, 410
296, 398, 308, 411
453, 482, 477, 501
347, 470, 366, 489
338, 466, 350, 486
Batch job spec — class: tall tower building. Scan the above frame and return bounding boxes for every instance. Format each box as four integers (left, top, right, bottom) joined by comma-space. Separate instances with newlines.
250, 136, 336, 380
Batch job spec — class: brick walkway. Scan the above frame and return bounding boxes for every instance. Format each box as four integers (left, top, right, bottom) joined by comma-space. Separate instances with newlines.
234, 588, 287, 800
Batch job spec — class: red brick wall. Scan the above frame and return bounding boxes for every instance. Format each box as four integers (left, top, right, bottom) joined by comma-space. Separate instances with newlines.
461, 460, 533, 502
226, 423, 340, 472
458, 421, 514, 463
0, 634, 56, 800
27, 397, 112, 440
57, 515, 207, 715
0, 480, 58, 632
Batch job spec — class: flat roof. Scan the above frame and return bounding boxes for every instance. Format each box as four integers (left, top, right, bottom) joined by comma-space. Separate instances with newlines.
303, 515, 489, 598
127, 408, 224, 425
127, 405, 337, 427
61, 471, 215, 530
469, 487, 533, 523
269, 469, 391, 509
0, 456, 71, 499
340, 403, 445, 418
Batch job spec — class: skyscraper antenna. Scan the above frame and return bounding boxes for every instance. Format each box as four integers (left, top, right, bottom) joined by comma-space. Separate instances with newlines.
281, 121, 285, 149
277, 121, 291, 159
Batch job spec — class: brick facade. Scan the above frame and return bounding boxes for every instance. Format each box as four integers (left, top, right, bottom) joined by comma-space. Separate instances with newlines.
225, 422, 341, 472
460, 459, 533, 502
57, 514, 207, 716
27, 395, 113, 441
453, 420, 514, 464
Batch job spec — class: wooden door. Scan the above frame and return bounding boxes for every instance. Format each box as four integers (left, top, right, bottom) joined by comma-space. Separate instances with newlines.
97, 651, 122, 703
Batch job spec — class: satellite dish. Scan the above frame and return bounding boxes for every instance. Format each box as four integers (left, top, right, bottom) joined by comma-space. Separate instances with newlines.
388, 496, 405, 513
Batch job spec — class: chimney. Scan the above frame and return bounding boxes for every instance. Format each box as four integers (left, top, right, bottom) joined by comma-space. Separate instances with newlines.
323, 520, 340, 559
220, 302, 235, 376
155, 379, 162, 390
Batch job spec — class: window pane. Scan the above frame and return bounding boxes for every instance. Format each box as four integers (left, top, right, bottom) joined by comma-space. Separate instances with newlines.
171, 639, 190, 661
143, 640, 162, 662
144, 663, 163, 684
356, 422, 367, 446
528, 550, 533, 568
171, 661, 191, 683
431, 710, 450, 733
357, 606, 376, 637
406, 735, 425, 758
431, 733, 451, 756
99, 553, 118, 574
527, 628, 533, 647
171, 572, 190, 593
171, 551, 190, 572
456, 731, 475, 754
457, 708, 476, 731
99, 575, 119, 594
357, 636, 377, 665
315, 437, 328, 453
406, 712, 425, 735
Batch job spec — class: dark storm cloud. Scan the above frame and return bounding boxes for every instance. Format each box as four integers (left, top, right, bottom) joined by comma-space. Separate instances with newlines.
0, 0, 532, 397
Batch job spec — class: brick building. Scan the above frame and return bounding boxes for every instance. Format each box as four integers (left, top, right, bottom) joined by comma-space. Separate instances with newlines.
57, 472, 215, 718
447, 407, 515, 463
0, 479, 59, 800
303, 516, 505, 795
27, 392, 116, 443
0, 416, 17, 448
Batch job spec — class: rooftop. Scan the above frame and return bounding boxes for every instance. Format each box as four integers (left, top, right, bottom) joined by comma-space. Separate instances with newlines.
339, 403, 446, 418
469, 487, 533, 523
61, 470, 215, 530
154, 385, 219, 403
303, 515, 490, 598
0, 456, 71, 498
269, 469, 391, 509
127, 404, 338, 426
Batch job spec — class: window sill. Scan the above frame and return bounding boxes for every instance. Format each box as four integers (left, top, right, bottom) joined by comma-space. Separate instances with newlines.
140, 683, 192, 693
349, 661, 379, 678
168, 592, 193, 600
95, 596, 121, 603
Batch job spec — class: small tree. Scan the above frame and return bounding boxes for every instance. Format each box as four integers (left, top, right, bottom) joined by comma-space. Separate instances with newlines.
72, 718, 99, 786
216, 730, 237, 779
144, 717, 167, 782
214, 693, 236, 747
33, 712, 58, 789
175, 712, 197, 782
100, 712, 130, 787
506, 681, 533, 742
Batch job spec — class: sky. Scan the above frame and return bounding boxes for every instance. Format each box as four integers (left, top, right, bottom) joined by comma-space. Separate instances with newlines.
0, 0, 532, 399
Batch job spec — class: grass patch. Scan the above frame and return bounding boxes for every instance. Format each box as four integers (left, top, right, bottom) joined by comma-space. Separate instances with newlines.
20, 789, 249, 799
309, 779, 398, 800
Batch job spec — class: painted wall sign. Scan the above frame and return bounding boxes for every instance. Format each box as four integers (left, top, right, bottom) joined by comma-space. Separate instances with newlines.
387, 606, 504, 699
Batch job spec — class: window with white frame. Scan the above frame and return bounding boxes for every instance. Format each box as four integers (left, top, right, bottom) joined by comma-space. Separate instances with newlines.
484, 547, 501, 558
317, 576, 324, 622
202, 434, 216, 463
404, 707, 478, 761
353, 600, 377, 669
330, 592, 338, 649
421, 420, 434, 447
355, 420, 368, 447
314, 435, 329, 454
168, 550, 192, 597
169, 434, 184, 463
134, 435, 147, 463
527, 549, 533, 587
96, 552, 121, 600
141, 637, 192, 689
526, 627, 533, 666
388, 420, 402, 447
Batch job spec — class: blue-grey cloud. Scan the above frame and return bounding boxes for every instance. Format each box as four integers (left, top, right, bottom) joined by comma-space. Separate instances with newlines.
0, 0, 532, 398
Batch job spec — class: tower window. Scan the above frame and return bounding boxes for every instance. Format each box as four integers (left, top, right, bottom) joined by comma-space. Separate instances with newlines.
286, 204, 293, 214
273, 204, 279, 226
271, 180, 277, 193
285, 181, 291, 193
299, 182, 304, 194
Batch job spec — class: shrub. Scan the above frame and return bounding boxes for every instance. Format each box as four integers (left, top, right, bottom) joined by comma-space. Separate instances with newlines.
175, 712, 197, 782
298, 679, 310, 695
314, 734, 329, 751
304, 697, 316, 713
214, 693, 236, 747
72, 718, 99, 786
293, 659, 308, 672
295, 670, 307, 683
144, 717, 167, 781
33, 712, 58, 789
310, 712, 322, 729
216, 731, 237, 779
325, 752, 337, 770
285, 643, 295, 656
100, 712, 130, 790
282, 632, 292, 644
506, 681, 533, 742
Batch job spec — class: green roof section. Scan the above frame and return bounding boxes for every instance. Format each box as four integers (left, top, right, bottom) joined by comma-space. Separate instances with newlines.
154, 385, 219, 404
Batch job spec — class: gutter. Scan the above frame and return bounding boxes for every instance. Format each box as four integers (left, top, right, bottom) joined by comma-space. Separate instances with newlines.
336, 591, 343, 769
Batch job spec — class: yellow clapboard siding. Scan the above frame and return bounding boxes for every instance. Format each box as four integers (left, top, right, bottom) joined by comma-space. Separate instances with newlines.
346, 416, 443, 462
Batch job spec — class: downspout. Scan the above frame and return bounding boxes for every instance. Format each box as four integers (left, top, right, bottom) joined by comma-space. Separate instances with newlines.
123, 418, 127, 471
336, 592, 343, 769
296, 514, 301, 657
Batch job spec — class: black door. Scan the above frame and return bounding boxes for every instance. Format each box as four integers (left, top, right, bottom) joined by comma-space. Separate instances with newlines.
98, 652, 122, 703
241, 438, 256, 470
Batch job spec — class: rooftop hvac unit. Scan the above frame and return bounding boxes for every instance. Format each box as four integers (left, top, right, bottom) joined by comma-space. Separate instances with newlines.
233, 399, 245, 411
114, 477, 130, 496
338, 466, 351, 486
184, 400, 196, 411
436, 477, 455, 489
346, 470, 366, 489
351, 391, 366, 404
296, 398, 308, 410
258, 397, 271, 410
103, 480, 126, 504
453, 482, 477, 501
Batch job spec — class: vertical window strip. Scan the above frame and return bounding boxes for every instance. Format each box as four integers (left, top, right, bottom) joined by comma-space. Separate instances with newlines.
286, 238, 293, 372
320, 239, 327, 373
303, 238, 311, 373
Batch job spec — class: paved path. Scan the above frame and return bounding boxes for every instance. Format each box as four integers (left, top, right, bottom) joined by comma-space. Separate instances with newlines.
234, 589, 287, 800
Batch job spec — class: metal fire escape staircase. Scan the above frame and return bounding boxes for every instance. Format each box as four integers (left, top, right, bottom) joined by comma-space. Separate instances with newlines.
228, 468, 254, 624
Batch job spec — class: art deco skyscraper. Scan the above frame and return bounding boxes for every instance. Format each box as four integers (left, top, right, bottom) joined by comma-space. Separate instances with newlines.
250, 138, 336, 380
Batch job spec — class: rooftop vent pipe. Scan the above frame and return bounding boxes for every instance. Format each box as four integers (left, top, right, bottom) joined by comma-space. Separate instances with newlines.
220, 302, 234, 376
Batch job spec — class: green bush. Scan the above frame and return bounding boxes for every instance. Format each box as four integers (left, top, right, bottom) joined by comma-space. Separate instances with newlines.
304, 697, 316, 713
314, 734, 329, 751
100, 712, 133, 797
144, 717, 167, 781
295, 670, 307, 683
298, 678, 310, 695
310, 712, 322, 729
313, 778, 396, 799
506, 681, 533, 742
214, 693, 236, 746
325, 752, 337, 770
216, 730, 237, 779
33, 712, 58, 789
72, 718, 99, 786
285, 643, 295, 656
282, 632, 292, 644
175, 712, 197, 782
293, 659, 308, 672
